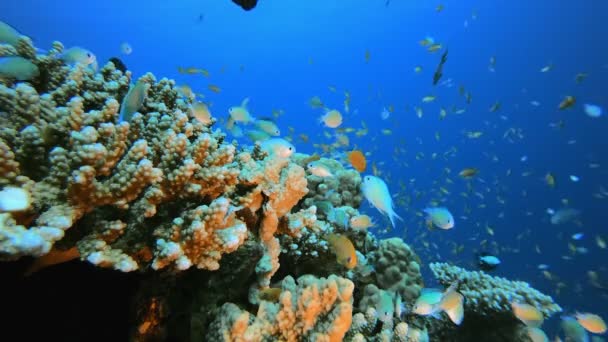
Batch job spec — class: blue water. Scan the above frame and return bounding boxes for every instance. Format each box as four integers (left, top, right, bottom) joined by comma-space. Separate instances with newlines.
3, 0, 607, 337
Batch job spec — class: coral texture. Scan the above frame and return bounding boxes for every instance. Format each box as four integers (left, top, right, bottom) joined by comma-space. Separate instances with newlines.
430, 262, 562, 317
207, 274, 354, 342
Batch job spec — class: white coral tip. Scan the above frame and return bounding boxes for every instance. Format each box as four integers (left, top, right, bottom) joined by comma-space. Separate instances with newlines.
0, 187, 31, 212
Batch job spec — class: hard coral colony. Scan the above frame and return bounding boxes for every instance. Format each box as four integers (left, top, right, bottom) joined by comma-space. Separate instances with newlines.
0, 21, 601, 342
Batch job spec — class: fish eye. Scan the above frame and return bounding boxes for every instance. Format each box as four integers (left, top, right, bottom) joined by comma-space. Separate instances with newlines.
87, 53, 91, 57
288, 147, 293, 150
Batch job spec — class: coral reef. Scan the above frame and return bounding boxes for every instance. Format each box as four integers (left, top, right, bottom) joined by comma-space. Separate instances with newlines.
348, 305, 429, 342
427, 262, 562, 341
293, 154, 363, 219
367, 237, 424, 302
0, 34, 568, 342
0, 37, 309, 275
430, 262, 562, 317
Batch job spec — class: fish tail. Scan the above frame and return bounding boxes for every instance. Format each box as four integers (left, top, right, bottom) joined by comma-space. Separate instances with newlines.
389, 210, 403, 228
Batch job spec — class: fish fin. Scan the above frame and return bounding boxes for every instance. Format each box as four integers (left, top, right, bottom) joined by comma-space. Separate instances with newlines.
444, 303, 464, 325
522, 318, 544, 328
241, 97, 250, 108
440, 290, 464, 325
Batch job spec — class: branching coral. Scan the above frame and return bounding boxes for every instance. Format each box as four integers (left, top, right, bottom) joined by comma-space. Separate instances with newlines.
1, 33, 570, 342
0, 37, 307, 274
207, 274, 354, 342
429, 262, 562, 318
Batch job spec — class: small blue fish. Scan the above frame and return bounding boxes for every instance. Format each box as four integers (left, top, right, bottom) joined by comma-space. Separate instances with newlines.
477, 252, 500, 271
423, 207, 454, 229
571, 233, 584, 240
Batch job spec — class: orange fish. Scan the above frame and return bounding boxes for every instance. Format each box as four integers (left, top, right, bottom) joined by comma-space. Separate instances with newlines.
575, 312, 607, 334
511, 302, 544, 327
326, 234, 357, 269
347, 150, 367, 172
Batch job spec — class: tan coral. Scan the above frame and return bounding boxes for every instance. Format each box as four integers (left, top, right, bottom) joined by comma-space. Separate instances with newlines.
0, 37, 251, 269
150, 196, 248, 271
208, 275, 354, 342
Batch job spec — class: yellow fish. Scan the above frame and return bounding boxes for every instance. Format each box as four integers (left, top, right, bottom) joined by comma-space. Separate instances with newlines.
208, 84, 221, 93
545, 173, 556, 188
558, 96, 576, 110
229, 98, 255, 123
319, 109, 343, 128
511, 302, 544, 327
309, 96, 324, 109
191, 101, 213, 125
326, 234, 357, 269
428, 43, 442, 52
349, 215, 375, 231
258, 287, 282, 302
459, 168, 478, 179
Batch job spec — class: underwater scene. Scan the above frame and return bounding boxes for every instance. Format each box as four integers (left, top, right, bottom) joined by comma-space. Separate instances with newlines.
1, 0, 607, 341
